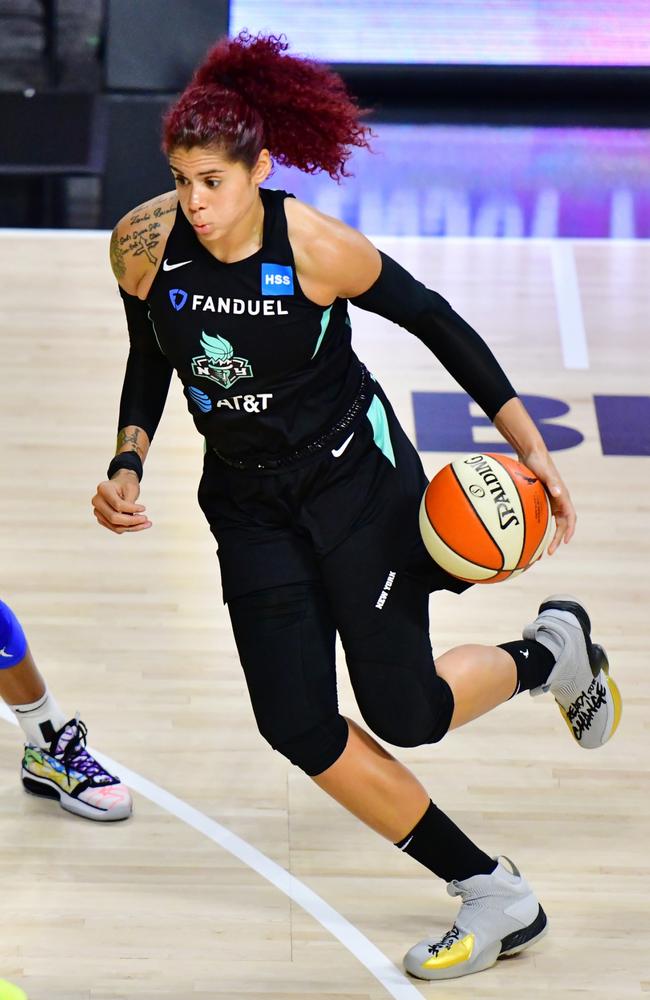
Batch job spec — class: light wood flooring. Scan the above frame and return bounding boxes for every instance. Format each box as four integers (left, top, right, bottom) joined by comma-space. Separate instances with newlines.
0, 232, 648, 999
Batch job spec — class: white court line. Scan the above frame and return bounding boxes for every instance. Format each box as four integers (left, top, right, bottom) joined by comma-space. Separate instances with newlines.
0, 705, 425, 1000
549, 242, 589, 370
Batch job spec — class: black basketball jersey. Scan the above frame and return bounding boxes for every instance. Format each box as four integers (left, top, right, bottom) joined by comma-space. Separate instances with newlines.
146, 187, 365, 461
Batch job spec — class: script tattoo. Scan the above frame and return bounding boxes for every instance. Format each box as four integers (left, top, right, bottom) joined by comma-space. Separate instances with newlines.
110, 229, 127, 279
118, 222, 162, 265
129, 204, 175, 225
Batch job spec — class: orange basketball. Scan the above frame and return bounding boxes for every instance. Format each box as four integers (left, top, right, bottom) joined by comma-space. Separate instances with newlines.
419, 453, 553, 584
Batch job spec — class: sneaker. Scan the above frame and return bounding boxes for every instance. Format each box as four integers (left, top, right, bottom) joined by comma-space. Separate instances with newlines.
523, 594, 622, 748
404, 857, 548, 981
21, 715, 132, 821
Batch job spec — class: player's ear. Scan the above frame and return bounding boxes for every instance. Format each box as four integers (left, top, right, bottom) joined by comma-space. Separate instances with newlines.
251, 149, 272, 185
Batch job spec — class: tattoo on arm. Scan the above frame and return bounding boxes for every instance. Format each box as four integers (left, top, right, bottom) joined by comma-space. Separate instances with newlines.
110, 229, 127, 280
116, 427, 145, 458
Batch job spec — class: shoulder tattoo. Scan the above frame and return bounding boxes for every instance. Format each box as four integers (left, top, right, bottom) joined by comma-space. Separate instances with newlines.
110, 228, 127, 280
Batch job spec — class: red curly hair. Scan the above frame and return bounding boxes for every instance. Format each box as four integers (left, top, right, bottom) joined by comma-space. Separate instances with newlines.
163, 31, 373, 180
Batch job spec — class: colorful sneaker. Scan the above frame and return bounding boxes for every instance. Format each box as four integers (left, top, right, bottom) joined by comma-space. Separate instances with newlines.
21, 715, 132, 821
404, 857, 547, 981
523, 594, 622, 748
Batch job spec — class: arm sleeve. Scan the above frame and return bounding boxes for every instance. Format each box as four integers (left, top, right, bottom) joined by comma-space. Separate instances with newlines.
117, 286, 173, 443
349, 251, 517, 421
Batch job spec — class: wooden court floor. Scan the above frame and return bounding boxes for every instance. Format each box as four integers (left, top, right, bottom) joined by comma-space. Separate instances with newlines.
0, 231, 648, 1000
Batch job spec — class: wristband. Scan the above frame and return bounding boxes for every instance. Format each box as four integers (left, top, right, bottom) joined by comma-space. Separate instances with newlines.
107, 451, 143, 482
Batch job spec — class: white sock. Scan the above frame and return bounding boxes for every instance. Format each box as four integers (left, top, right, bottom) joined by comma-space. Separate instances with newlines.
11, 687, 68, 748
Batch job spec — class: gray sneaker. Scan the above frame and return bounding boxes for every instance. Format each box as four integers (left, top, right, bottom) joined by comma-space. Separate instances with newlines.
523, 594, 622, 748
404, 858, 547, 981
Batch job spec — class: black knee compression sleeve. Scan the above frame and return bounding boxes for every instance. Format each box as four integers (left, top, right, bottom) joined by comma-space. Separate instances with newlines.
227, 583, 349, 775
339, 571, 455, 748
351, 659, 454, 747
275, 716, 350, 776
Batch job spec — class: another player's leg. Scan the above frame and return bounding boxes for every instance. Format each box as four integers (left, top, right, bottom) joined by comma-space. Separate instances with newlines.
0, 599, 132, 821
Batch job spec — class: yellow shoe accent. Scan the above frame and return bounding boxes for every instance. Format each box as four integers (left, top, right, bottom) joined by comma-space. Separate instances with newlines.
422, 933, 475, 971
607, 674, 623, 738
556, 671, 622, 746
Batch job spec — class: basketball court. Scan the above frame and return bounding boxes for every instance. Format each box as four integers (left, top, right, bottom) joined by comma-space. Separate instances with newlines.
0, 227, 647, 999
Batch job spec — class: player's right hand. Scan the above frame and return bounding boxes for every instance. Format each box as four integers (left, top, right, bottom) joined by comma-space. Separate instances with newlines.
91, 472, 152, 533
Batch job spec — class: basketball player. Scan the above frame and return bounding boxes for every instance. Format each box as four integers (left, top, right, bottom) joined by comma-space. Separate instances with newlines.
0, 599, 132, 821
92, 32, 621, 980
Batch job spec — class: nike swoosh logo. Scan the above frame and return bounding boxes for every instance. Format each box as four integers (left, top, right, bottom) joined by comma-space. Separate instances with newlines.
162, 258, 192, 271
331, 433, 354, 458
0, 648, 12, 658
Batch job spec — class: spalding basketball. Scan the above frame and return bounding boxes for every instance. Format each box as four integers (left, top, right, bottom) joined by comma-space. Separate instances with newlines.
419, 453, 553, 584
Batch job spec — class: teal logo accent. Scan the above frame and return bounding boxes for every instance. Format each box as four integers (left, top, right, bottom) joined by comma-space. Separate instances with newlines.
191, 332, 253, 389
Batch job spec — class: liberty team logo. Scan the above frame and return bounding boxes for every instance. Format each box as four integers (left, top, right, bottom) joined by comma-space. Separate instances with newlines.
191, 332, 253, 389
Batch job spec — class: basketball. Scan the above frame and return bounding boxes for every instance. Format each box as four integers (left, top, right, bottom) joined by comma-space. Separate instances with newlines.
419, 453, 553, 584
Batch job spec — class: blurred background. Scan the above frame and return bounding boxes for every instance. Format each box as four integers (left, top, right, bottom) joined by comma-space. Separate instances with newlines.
1, 0, 650, 236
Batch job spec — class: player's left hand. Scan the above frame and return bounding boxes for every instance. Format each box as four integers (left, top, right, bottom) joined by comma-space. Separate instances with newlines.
519, 448, 576, 555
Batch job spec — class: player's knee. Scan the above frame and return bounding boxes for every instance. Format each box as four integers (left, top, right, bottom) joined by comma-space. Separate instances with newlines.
352, 661, 453, 747
260, 714, 349, 777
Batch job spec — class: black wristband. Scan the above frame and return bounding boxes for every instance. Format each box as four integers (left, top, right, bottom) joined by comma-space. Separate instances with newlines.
107, 451, 143, 482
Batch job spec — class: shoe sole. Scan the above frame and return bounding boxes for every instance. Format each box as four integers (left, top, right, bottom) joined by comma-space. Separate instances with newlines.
500, 903, 549, 957
405, 904, 548, 981
22, 771, 132, 822
538, 594, 622, 746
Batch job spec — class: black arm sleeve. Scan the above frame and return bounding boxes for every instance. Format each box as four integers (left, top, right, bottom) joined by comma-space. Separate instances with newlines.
349, 251, 517, 421
117, 286, 173, 443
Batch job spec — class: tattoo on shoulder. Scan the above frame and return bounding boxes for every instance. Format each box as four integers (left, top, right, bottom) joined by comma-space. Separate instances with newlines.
128, 204, 176, 225
112, 197, 175, 277
153, 204, 176, 219
110, 229, 127, 279
117, 222, 163, 266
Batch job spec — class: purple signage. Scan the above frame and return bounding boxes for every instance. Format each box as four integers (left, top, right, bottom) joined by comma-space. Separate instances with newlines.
231, 2, 650, 66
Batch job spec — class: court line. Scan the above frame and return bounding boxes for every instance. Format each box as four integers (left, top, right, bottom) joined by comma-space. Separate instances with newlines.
549, 242, 590, 370
0, 705, 424, 1000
